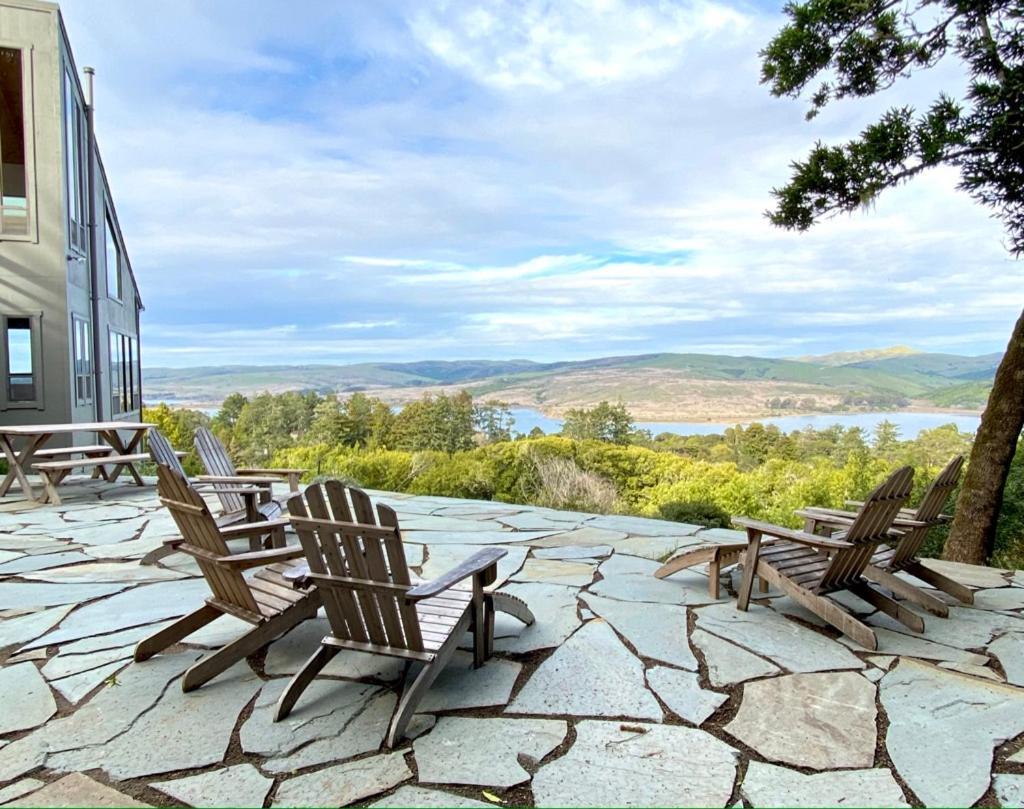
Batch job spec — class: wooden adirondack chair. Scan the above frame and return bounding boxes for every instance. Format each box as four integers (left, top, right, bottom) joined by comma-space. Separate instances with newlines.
134, 466, 320, 691
143, 428, 286, 563
798, 456, 967, 615
274, 481, 535, 747
194, 426, 306, 493
734, 466, 916, 650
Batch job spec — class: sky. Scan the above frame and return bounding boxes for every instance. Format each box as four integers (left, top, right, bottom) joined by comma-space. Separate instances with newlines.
59, 0, 1023, 368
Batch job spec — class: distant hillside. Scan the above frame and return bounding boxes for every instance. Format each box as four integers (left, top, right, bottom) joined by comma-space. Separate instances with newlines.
144, 348, 998, 420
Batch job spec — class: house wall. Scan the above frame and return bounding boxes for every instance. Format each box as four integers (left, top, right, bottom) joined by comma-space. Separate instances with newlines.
0, 0, 72, 427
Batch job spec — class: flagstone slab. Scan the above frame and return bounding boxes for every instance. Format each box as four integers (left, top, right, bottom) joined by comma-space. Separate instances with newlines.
695, 527, 747, 543
493, 582, 581, 653
56, 622, 172, 655
402, 516, 506, 532
152, 764, 274, 808
512, 558, 596, 587
0, 536, 72, 553
0, 779, 44, 805
529, 526, 627, 548
740, 762, 909, 807
586, 514, 701, 537
81, 536, 170, 561
368, 786, 492, 808
591, 553, 717, 605
0, 605, 73, 651
0, 581, 129, 611
695, 602, 864, 673
404, 542, 425, 567
27, 579, 212, 647
974, 588, 1024, 611
263, 619, 406, 682
273, 752, 411, 807
882, 659, 1024, 807
414, 716, 566, 787
989, 633, 1024, 686
42, 644, 133, 680
996, 774, 1024, 808
937, 660, 1002, 680
50, 658, 131, 704
0, 664, 56, 734
869, 607, 1024, 650
415, 651, 521, 712
0, 551, 92, 575
498, 512, 584, 531
532, 720, 737, 808
533, 544, 612, 560
508, 620, 662, 720
920, 558, 1011, 588
851, 623, 995, 665
615, 535, 704, 561
725, 671, 877, 770
63, 505, 147, 523
60, 517, 149, 546
419, 544, 527, 588
690, 628, 780, 686
647, 665, 727, 725
5, 773, 149, 807
241, 678, 397, 773
52, 661, 261, 779
23, 561, 187, 584
402, 530, 559, 546
581, 593, 697, 669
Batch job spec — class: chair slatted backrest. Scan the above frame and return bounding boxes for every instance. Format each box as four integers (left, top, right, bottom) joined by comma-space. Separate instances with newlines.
891, 455, 964, 567
286, 481, 424, 654
156, 465, 262, 621
148, 427, 187, 478
194, 427, 246, 515
816, 466, 914, 593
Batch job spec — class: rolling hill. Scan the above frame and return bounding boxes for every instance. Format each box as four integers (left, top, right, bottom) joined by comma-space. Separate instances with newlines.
144, 347, 997, 421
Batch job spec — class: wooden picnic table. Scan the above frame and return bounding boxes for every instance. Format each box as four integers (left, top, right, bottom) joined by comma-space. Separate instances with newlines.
0, 421, 155, 503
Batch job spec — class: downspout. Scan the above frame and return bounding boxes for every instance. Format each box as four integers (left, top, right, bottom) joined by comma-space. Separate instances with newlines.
83, 66, 104, 421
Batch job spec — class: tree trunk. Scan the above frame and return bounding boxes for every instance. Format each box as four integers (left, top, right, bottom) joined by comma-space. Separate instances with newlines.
943, 308, 1024, 564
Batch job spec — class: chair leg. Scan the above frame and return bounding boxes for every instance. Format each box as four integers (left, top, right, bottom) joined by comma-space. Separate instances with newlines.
767, 567, 878, 650
134, 604, 220, 661
181, 601, 316, 692
903, 561, 975, 604
736, 531, 763, 611
864, 563, 949, 617
491, 592, 535, 626
848, 581, 925, 633
708, 557, 721, 599
274, 644, 340, 721
653, 547, 716, 580
387, 613, 470, 748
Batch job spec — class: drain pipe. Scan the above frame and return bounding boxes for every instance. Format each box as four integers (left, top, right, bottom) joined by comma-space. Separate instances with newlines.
83, 66, 104, 421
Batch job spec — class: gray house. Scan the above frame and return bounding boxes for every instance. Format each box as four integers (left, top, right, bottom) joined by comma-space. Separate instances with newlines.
0, 0, 142, 434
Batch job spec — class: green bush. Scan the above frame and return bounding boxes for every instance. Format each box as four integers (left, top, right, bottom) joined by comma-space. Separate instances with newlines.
657, 500, 732, 528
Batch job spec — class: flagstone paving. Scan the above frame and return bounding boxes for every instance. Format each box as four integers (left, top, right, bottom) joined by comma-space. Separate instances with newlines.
2, 477, 1024, 806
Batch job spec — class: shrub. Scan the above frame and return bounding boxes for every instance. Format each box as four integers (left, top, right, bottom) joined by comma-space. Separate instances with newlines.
532, 456, 618, 514
657, 500, 732, 528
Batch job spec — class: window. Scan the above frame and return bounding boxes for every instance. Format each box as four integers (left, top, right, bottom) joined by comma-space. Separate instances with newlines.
72, 315, 92, 405
105, 212, 121, 299
3, 314, 40, 406
108, 330, 139, 414
0, 48, 29, 237
64, 70, 86, 252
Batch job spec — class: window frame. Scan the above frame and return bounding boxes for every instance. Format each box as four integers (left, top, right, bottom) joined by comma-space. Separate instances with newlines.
1, 312, 43, 410
71, 314, 93, 407
105, 209, 122, 301
63, 65, 87, 256
0, 42, 37, 243
108, 329, 139, 416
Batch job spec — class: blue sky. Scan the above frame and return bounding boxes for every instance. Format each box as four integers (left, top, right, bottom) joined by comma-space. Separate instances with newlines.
61, 0, 1022, 368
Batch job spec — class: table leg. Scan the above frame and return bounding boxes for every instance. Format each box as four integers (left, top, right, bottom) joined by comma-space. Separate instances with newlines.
0, 433, 50, 502
100, 428, 146, 486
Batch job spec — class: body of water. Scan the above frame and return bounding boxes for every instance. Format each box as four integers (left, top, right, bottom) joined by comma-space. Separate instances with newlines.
507, 408, 981, 439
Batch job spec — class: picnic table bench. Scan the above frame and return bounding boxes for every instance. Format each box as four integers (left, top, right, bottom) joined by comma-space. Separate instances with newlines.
0, 421, 155, 504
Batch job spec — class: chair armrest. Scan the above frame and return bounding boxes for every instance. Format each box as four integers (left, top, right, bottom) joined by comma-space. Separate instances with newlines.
891, 516, 931, 529
799, 506, 859, 521
732, 517, 853, 550
406, 548, 507, 601
220, 518, 291, 538
217, 544, 305, 571
195, 486, 270, 496
196, 475, 276, 486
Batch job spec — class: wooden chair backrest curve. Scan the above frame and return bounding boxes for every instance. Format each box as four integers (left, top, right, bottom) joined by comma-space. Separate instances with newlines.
891, 455, 964, 567
286, 481, 423, 653
817, 466, 914, 592
148, 428, 188, 478
194, 427, 245, 515
155, 465, 261, 620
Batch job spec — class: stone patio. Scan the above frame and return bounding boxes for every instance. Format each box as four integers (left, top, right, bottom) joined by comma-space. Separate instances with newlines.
1, 476, 1024, 807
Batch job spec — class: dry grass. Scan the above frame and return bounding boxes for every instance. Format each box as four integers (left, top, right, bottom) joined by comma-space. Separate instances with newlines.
532, 456, 618, 514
